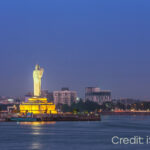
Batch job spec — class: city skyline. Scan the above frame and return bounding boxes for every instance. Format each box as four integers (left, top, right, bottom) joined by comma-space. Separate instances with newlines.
0, 0, 150, 99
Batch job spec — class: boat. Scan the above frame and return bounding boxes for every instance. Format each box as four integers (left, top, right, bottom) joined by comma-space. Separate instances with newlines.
9, 117, 37, 122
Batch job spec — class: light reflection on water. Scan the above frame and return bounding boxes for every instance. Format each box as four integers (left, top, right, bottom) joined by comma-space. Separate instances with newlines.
19, 121, 56, 126
30, 142, 42, 149
19, 121, 56, 149
19, 121, 56, 136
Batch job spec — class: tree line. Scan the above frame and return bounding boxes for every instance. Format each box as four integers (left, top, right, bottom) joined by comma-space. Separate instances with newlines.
57, 99, 150, 113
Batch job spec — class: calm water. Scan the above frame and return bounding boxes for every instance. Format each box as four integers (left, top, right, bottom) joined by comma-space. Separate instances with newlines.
1, 115, 150, 150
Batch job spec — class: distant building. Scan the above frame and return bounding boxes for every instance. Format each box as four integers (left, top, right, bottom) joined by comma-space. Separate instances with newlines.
47, 92, 54, 102
24, 92, 33, 102
85, 87, 111, 105
41, 90, 49, 98
53, 88, 77, 106
112, 98, 140, 105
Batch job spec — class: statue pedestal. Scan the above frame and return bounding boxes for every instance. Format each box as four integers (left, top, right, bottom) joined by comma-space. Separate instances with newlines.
20, 97, 57, 115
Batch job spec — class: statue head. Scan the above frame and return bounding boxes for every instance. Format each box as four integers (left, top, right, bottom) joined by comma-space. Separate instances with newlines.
35, 64, 40, 70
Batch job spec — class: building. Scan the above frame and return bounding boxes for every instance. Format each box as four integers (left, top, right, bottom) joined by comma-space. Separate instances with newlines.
20, 97, 57, 114
85, 87, 111, 105
112, 98, 140, 105
41, 90, 54, 103
41, 90, 49, 98
53, 88, 77, 106
24, 92, 33, 103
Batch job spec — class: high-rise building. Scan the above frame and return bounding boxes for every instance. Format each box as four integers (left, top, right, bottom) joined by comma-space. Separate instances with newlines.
85, 87, 111, 105
53, 88, 77, 106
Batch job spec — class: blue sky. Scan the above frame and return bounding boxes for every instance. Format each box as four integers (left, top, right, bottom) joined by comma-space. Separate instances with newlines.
0, 0, 150, 99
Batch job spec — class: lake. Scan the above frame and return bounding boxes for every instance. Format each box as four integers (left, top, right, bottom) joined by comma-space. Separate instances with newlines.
0, 115, 150, 150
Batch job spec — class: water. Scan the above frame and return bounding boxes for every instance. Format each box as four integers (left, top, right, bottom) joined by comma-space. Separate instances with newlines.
1, 115, 150, 150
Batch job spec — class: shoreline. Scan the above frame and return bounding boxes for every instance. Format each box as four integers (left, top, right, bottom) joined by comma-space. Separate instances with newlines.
3, 114, 101, 122
101, 111, 150, 115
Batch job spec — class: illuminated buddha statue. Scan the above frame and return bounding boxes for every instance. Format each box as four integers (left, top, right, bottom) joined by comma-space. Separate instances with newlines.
20, 64, 57, 114
33, 64, 44, 97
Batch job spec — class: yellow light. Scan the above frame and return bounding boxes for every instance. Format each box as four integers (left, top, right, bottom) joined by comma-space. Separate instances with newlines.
20, 98, 57, 114
19, 121, 56, 125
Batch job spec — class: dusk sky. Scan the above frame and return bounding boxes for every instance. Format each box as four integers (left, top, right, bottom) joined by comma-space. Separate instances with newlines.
0, 0, 150, 99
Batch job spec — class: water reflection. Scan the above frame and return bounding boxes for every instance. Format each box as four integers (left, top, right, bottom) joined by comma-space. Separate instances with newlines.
19, 122, 56, 149
19, 121, 56, 126
30, 142, 42, 150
